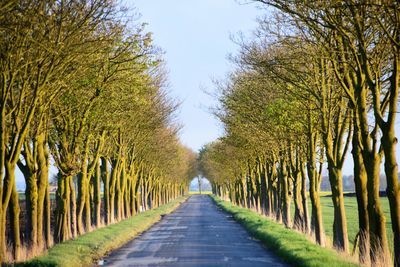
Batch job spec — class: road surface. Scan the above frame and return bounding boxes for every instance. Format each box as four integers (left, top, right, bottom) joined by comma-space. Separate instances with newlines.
101, 195, 289, 267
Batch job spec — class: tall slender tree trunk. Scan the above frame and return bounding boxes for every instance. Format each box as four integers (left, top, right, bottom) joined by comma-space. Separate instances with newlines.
293, 168, 304, 231
4, 161, 21, 260
328, 167, 349, 252
44, 182, 51, 247
0, 107, 5, 263
109, 159, 119, 223
381, 125, 400, 266
276, 164, 282, 223
77, 172, 86, 234
307, 133, 325, 246
10, 177, 21, 261
70, 176, 77, 238
260, 164, 267, 215
352, 115, 370, 264
380, 53, 400, 267
101, 157, 110, 224
0, 204, 5, 263
280, 156, 291, 228
37, 132, 50, 249
300, 159, 309, 233
94, 160, 101, 227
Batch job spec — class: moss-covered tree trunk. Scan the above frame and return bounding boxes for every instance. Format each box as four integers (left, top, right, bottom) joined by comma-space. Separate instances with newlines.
70, 175, 77, 238
9, 170, 21, 261
266, 163, 274, 216
292, 162, 304, 231
280, 155, 291, 228
0, 103, 5, 263
300, 159, 309, 233
380, 53, 400, 267
328, 167, 349, 252
307, 132, 325, 246
276, 162, 282, 223
54, 174, 72, 243
37, 132, 50, 249
290, 146, 305, 231
77, 170, 86, 234
18, 140, 39, 249
352, 113, 370, 264
357, 88, 389, 263
94, 159, 101, 227
77, 139, 89, 234
44, 182, 52, 247
109, 158, 120, 223
101, 157, 110, 224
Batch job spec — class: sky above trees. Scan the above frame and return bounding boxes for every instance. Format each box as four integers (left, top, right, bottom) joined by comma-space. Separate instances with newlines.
132, 1, 400, 177
133, 0, 263, 151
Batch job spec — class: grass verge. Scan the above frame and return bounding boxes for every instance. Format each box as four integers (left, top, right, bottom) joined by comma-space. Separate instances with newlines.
15, 196, 188, 267
211, 195, 360, 267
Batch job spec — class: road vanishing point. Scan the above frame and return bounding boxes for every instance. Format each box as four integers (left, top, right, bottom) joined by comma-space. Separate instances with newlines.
102, 195, 289, 267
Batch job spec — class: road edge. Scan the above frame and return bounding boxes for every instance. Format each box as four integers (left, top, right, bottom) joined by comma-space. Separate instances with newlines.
210, 195, 360, 267
14, 196, 190, 267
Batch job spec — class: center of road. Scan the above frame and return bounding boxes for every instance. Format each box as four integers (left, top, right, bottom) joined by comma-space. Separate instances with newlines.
102, 195, 289, 267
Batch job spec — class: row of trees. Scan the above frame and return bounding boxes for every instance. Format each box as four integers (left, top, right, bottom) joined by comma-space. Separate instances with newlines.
0, 0, 196, 263
200, 1, 399, 266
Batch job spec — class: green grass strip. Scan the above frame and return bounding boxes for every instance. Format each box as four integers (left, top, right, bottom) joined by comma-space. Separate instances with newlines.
16, 196, 188, 267
211, 195, 360, 267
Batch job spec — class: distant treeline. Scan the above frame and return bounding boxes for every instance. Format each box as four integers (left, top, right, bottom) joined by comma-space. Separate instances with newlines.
320, 174, 400, 192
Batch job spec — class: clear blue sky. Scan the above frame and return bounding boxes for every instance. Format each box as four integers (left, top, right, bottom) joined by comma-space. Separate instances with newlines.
132, 0, 263, 152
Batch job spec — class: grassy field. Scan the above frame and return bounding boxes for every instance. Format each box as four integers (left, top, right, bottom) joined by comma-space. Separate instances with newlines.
14, 196, 188, 267
315, 194, 393, 253
212, 195, 359, 267
189, 191, 212, 195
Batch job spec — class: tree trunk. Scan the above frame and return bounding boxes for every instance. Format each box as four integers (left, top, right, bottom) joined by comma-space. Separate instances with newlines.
94, 159, 101, 227
44, 182, 52, 247
54, 174, 71, 243
101, 157, 110, 224
77, 172, 86, 234
0, 106, 5, 263
5, 162, 21, 260
380, 52, 400, 267
70, 176, 77, 238
0, 202, 3, 263
37, 132, 50, 249
300, 160, 309, 233
381, 127, 400, 267
281, 157, 291, 228
355, 86, 389, 263
328, 167, 349, 252
22, 167, 38, 248
307, 133, 325, 246
293, 168, 304, 231
352, 118, 370, 264
276, 165, 282, 223
10, 179, 21, 261
77, 139, 90, 234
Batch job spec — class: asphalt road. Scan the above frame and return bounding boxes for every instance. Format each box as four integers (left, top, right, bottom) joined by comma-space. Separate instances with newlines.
101, 195, 289, 267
